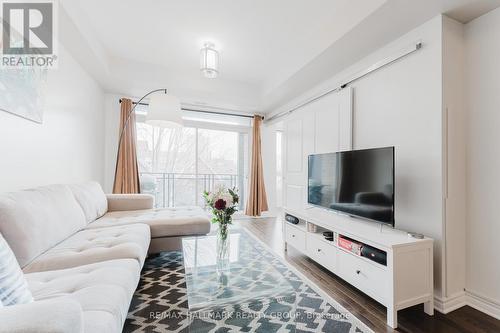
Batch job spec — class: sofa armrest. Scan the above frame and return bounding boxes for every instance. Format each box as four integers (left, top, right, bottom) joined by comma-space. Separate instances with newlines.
106, 194, 155, 212
0, 299, 84, 333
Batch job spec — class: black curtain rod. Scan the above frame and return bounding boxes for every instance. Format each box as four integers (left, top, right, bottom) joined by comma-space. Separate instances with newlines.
119, 99, 259, 119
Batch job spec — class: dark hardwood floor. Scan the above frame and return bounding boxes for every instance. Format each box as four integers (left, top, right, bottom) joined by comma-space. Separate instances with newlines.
234, 216, 500, 333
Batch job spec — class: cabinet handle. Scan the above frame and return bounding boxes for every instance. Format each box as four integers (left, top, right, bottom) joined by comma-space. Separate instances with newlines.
317, 249, 321, 252
356, 270, 361, 275
292, 234, 295, 238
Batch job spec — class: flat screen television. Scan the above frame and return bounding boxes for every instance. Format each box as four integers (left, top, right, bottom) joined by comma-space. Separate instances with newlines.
308, 147, 395, 226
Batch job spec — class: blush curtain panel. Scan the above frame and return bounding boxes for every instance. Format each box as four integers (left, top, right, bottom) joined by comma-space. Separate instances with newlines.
245, 115, 269, 216
113, 98, 141, 194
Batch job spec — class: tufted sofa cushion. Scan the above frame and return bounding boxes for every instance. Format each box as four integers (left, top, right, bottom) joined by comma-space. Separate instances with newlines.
69, 182, 108, 224
0, 184, 87, 267
23, 224, 150, 273
87, 206, 210, 238
25, 259, 140, 333
0, 298, 84, 333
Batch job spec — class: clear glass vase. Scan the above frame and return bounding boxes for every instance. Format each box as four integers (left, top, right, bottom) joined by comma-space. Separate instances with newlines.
216, 221, 230, 273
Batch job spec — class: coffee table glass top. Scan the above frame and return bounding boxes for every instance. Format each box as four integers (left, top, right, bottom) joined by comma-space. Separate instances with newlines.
182, 228, 295, 312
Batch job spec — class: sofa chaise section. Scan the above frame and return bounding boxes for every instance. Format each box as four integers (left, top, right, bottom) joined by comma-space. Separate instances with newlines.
70, 182, 210, 252
89, 196, 211, 252
91, 205, 211, 252
92, 205, 211, 238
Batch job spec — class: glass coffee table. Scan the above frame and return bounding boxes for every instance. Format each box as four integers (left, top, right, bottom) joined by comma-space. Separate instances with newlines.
182, 228, 297, 328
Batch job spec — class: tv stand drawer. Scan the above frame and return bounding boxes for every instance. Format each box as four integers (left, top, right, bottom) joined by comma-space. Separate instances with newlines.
285, 224, 306, 252
337, 249, 388, 304
306, 234, 336, 272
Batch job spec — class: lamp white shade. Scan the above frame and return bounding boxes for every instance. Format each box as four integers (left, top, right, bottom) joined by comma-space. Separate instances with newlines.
146, 93, 183, 128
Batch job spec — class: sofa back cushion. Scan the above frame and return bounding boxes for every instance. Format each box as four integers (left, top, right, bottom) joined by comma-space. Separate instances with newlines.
69, 182, 108, 224
0, 184, 86, 267
0, 234, 33, 305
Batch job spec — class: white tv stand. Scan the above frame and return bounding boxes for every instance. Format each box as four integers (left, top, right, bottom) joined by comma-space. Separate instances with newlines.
283, 207, 434, 329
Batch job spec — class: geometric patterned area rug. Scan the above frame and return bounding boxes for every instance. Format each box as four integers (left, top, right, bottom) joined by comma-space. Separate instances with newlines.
123, 230, 372, 333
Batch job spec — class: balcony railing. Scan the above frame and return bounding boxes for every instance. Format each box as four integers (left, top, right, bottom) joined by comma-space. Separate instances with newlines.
140, 172, 245, 209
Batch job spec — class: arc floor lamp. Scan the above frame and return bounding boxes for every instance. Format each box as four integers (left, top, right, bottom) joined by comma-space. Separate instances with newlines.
113, 88, 183, 191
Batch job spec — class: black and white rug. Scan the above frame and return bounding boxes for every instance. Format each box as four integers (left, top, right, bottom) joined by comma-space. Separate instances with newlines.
124, 233, 371, 333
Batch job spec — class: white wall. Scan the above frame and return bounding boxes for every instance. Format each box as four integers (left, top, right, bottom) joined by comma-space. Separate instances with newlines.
442, 16, 467, 303
350, 18, 443, 273
465, 6, 500, 313
0, 45, 105, 192
269, 16, 449, 299
103, 94, 122, 192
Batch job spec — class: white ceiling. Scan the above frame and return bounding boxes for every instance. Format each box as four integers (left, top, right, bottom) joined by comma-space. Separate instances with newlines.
60, 0, 500, 114
61, 0, 385, 108
71, 0, 385, 90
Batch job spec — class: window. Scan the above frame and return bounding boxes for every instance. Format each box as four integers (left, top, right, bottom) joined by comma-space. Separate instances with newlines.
135, 107, 249, 210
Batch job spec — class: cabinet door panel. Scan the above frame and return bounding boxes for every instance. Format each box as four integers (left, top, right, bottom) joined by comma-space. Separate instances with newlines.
338, 87, 353, 151
283, 88, 353, 211
315, 93, 340, 154
285, 184, 303, 208
286, 118, 303, 173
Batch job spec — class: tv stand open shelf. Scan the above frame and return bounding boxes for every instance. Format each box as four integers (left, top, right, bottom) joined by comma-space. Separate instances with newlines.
283, 208, 434, 329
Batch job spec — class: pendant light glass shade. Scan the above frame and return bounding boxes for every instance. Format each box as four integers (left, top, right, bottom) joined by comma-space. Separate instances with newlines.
200, 42, 219, 78
146, 93, 183, 128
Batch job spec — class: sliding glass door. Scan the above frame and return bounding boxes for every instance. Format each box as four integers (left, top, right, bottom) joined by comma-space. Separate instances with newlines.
135, 117, 248, 210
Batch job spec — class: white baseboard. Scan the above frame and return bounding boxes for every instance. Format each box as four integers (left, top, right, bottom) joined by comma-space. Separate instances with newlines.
466, 291, 500, 320
434, 291, 500, 320
434, 292, 467, 313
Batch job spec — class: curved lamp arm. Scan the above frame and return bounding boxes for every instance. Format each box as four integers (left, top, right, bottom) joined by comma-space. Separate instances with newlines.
113, 88, 167, 192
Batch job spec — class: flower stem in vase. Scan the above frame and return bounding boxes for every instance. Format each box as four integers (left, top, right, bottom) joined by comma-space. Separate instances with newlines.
217, 222, 230, 273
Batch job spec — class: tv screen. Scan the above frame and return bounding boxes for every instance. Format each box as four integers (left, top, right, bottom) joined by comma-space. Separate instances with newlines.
308, 147, 394, 226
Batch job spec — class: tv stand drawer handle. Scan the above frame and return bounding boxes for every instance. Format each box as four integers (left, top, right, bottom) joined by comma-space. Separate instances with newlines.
317, 248, 321, 252
356, 270, 361, 275
291, 234, 295, 238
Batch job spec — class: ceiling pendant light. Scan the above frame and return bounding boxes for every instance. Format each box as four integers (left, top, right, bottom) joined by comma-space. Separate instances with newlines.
200, 42, 219, 79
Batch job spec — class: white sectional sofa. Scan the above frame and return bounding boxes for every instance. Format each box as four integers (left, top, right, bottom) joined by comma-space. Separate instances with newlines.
0, 181, 210, 333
